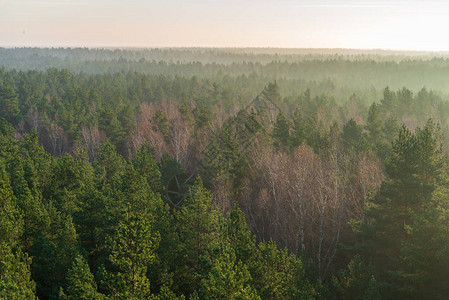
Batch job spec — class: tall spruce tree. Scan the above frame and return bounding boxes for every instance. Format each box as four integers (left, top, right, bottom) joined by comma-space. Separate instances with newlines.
59, 255, 105, 300
0, 161, 36, 299
101, 211, 160, 299
0, 80, 20, 125
272, 111, 290, 150
357, 120, 447, 299
174, 177, 220, 296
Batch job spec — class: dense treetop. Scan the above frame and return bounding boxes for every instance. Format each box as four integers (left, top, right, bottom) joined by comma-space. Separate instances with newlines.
2, 48, 449, 299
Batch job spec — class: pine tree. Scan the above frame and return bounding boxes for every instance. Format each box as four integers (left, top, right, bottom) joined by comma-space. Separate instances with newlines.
94, 141, 125, 186
193, 101, 212, 128
31, 214, 82, 299
159, 151, 192, 207
157, 285, 185, 300
332, 256, 380, 300
101, 211, 160, 299
249, 241, 316, 300
0, 162, 24, 248
0, 80, 21, 125
174, 177, 221, 296
272, 111, 290, 150
366, 103, 382, 146
342, 118, 369, 153
358, 120, 446, 298
0, 243, 37, 299
225, 205, 257, 264
380, 87, 397, 117
0, 162, 36, 299
133, 142, 163, 193
201, 245, 260, 300
107, 163, 160, 223
59, 255, 105, 300
289, 109, 306, 150
8, 150, 51, 250
261, 81, 281, 104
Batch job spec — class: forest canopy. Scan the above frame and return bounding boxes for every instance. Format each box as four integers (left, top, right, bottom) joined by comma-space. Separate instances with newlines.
1, 47, 449, 299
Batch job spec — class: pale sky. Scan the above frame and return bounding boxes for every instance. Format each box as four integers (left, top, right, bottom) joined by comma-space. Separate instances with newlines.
1, 0, 449, 51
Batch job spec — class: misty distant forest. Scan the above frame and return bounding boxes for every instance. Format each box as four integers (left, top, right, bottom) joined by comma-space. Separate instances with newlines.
2, 47, 449, 299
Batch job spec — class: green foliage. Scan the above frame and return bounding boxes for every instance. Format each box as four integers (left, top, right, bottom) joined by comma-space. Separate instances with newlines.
31, 214, 82, 299
0, 80, 20, 125
153, 110, 169, 140
133, 142, 163, 193
261, 81, 281, 104
0, 243, 36, 299
156, 285, 185, 300
94, 141, 126, 186
0, 159, 36, 299
272, 111, 290, 150
249, 241, 316, 300
147, 200, 180, 294
159, 151, 192, 207
225, 205, 257, 263
0, 163, 24, 248
174, 177, 221, 295
60, 255, 105, 300
0, 118, 15, 137
358, 120, 447, 298
193, 101, 212, 128
4, 49, 449, 299
366, 103, 382, 146
201, 245, 260, 300
44, 151, 93, 215
101, 211, 160, 299
342, 118, 369, 153
332, 256, 380, 300
99, 105, 126, 150
289, 109, 306, 150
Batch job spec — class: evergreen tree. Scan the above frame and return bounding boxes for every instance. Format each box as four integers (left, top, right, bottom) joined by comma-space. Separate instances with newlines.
366, 103, 382, 146
107, 163, 159, 221
99, 105, 126, 150
174, 177, 221, 296
101, 211, 160, 299
289, 109, 306, 150
153, 110, 170, 141
31, 214, 82, 299
380, 87, 397, 117
225, 205, 257, 264
0, 162, 24, 248
332, 256, 380, 300
201, 245, 260, 300
94, 141, 125, 186
133, 142, 163, 193
159, 151, 192, 207
249, 241, 316, 300
60, 255, 105, 300
0, 80, 21, 125
0, 160, 37, 299
358, 120, 446, 298
272, 111, 290, 150
342, 118, 369, 153
261, 81, 281, 104
193, 101, 212, 128
0, 243, 37, 299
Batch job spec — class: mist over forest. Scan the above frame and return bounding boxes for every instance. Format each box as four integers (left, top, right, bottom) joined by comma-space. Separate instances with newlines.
1, 47, 449, 299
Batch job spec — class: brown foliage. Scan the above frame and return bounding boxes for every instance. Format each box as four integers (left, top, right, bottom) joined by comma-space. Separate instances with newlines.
245, 142, 383, 278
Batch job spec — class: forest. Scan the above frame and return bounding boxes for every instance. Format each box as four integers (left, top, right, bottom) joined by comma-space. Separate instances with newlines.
1, 47, 449, 299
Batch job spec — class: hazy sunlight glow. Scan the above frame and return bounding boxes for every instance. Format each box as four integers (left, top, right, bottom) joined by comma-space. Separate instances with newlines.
1, 0, 449, 51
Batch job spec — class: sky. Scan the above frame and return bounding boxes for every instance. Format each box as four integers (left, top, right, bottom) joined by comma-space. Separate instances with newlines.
1, 0, 449, 51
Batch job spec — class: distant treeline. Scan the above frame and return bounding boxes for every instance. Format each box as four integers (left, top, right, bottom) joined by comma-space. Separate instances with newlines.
2, 47, 449, 94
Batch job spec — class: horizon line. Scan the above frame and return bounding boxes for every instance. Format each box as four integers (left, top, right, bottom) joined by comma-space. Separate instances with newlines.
2, 45, 449, 54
